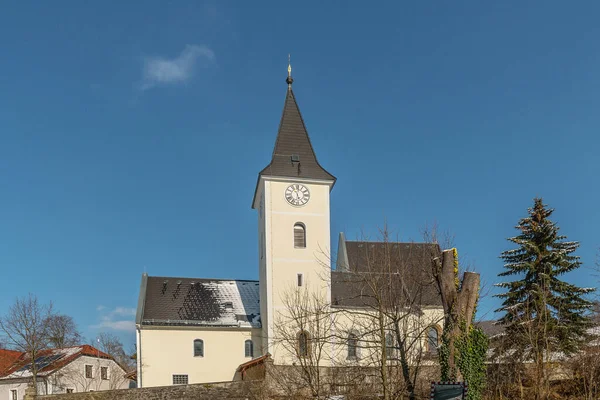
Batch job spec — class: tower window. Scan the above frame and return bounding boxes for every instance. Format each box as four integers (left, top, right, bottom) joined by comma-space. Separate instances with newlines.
194, 339, 204, 357
294, 223, 306, 248
245, 340, 253, 358
297, 273, 303, 287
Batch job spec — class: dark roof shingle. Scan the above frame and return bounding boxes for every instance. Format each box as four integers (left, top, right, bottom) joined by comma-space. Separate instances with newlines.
140, 276, 260, 328
259, 87, 335, 183
332, 241, 442, 308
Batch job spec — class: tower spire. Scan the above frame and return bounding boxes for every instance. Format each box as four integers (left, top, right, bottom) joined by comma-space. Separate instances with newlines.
286, 54, 293, 87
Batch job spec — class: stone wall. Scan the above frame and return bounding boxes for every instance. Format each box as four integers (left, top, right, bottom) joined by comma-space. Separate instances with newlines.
28, 381, 255, 400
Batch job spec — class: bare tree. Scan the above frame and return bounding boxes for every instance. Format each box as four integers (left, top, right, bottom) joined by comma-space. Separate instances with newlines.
0, 294, 53, 394
96, 332, 135, 371
271, 284, 336, 398
45, 314, 83, 348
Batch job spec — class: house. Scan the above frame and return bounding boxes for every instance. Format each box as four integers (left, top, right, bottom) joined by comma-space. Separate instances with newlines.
0, 345, 130, 398
135, 63, 446, 388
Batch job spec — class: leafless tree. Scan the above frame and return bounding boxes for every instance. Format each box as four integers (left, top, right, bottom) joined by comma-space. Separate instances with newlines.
96, 332, 135, 371
0, 294, 53, 394
45, 314, 83, 348
271, 284, 336, 398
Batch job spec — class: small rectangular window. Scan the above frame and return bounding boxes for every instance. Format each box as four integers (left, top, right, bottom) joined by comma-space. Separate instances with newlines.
101, 366, 108, 380
173, 374, 188, 385
11, 390, 17, 400
297, 273, 303, 287
85, 364, 93, 378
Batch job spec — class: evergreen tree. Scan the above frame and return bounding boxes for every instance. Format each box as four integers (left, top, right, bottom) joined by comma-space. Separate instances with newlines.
495, 198, 593, 396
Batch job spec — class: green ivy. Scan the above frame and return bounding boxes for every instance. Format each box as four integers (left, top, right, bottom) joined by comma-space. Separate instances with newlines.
456, 323, 488, 400
439, 322, 488, 400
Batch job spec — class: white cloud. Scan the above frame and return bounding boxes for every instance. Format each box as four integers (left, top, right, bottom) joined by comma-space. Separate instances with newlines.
141, 44, 215, 90
92, 306, 137, 332
93, 319, 136, 332
112, 307, 136, 317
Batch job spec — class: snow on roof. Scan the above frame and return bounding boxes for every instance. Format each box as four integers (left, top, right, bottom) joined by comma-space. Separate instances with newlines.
142, 276, 261, 328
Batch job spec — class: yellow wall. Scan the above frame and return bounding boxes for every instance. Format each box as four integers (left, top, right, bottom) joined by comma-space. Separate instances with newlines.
138, 327, 262, 387
258, 178, 333, 363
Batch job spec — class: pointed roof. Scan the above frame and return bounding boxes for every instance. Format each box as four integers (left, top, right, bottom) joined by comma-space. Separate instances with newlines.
258, 85, 335, 183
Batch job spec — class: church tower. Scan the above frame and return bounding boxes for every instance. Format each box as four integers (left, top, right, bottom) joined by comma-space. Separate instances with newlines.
251, 62, 336, 361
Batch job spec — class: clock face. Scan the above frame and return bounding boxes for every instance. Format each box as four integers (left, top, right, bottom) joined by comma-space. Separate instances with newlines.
285, 184, 310, 206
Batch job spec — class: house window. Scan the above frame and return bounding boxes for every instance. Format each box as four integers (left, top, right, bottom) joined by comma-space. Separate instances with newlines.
245, 340, 253, 358
347, 333, 358, 359
66, 389, 74, 393
297, 273, 303, 287
385, 333, 395, 359
85, 364, 93, 378
10, 390, 17, 400
194, 339, 204, 357
294, 223, 306, 248
173, 374, 188, 385
298, 331, 310, 357
427, 326, 440, 353
101, 366, 108, 380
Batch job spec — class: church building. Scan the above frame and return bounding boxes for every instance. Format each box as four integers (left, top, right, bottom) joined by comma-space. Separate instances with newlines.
134, 64, 444, 388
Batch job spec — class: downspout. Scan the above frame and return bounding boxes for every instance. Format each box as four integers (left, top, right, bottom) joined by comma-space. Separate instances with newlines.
136, 325, 142, 388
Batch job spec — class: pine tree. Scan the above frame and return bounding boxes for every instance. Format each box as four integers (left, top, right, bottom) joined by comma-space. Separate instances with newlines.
495, 198, 593, 397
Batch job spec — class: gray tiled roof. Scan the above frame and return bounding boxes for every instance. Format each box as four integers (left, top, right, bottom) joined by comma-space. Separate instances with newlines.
331, 240, 443, 308
138, 276, 260, 328
475, 320, 505, 338
259, 87, 335, 182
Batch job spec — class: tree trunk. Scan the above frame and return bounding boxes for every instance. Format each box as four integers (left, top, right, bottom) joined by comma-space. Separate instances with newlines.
434, 249, 481, 380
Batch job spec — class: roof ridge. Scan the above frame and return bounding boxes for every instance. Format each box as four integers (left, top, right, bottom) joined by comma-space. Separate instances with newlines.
147, 276, 259, 283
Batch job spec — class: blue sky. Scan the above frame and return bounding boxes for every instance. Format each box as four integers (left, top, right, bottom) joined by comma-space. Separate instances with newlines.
1, 1, 599, 348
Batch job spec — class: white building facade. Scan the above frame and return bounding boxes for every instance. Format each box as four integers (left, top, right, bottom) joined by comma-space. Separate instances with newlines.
0, 346, 130, 398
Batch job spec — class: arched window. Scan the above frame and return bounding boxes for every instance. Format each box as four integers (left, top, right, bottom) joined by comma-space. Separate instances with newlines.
298, 331, 310, 357
294, 223, 306, 248
385, 333, 395, 359
245, 340, 253, 358
427, 326, 440, 353
193, 339, 204, 357
347, 333, 358, 359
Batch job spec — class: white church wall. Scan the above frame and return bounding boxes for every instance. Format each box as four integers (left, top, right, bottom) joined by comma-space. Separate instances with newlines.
138, 326, 260, 387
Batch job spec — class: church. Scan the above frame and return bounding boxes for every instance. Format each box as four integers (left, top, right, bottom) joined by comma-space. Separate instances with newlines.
134, 64, 445, 388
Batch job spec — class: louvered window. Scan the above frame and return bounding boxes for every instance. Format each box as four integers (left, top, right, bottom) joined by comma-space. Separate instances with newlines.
294, 223, 306, 248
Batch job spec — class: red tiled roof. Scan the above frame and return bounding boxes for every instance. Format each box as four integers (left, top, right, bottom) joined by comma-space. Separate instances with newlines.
236, 353, 271, 373
1, 345, 114, 379
0, 349, 23, 375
